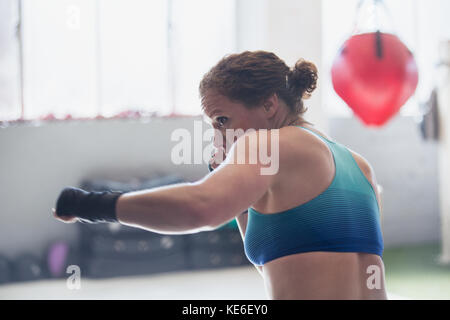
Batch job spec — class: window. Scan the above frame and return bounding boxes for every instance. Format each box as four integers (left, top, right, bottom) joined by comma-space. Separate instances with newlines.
0, 0, 21, 121
0, 0, 236, 122
171, 0, 236, 115
322, 0, 448, 117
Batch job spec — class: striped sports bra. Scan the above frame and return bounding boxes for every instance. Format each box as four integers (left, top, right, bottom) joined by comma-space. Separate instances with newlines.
243, 126, 384, 266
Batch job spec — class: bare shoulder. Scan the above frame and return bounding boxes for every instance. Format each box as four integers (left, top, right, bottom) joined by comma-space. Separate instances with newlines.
239, 126, 308, 157
276, 125, 321, 147
280, 125, 376, 182
277, 125, 335, 155
275, 126, 317, 159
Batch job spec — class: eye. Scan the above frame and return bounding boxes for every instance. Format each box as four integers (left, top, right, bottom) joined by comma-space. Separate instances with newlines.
216, 116, 228, 127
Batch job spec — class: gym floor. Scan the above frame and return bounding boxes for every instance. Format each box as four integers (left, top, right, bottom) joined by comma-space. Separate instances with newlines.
0, 265, 267, 300
1, 243, 448, 300
383, 243, 450, 300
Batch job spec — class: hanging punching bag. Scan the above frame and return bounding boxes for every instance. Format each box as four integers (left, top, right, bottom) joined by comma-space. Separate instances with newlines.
331, 2, 419, 127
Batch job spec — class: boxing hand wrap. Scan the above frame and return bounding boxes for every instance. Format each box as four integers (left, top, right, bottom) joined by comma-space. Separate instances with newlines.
55, 187, 124, 223
209, 147, 226, 172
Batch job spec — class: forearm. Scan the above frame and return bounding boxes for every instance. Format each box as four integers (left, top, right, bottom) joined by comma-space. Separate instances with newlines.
116, 183, 211, 235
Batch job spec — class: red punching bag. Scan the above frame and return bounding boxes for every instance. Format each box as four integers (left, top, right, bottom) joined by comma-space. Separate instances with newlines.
331, 2, 419, 127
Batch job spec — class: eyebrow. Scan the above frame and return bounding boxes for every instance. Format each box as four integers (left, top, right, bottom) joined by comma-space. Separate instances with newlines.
210, 111, 221, 118
204, 107, 224, 119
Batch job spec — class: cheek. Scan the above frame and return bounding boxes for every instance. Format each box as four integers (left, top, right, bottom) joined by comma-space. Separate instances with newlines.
222, 109, 259, 148
223, 121, 248, 149
234, 117, 258, 132
213, 129, 226, 149
229, 112, 252, 129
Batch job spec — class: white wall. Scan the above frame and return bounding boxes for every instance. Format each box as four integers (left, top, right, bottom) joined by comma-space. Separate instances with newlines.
236, 0, 327, 132
0, 117, 208, 258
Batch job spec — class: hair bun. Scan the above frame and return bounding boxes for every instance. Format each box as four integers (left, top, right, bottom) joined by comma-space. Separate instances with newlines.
288, 59, 318, 99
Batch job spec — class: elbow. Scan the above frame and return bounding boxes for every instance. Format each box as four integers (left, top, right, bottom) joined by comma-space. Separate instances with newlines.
188, 187, 224, 231
191, 202, 222, 231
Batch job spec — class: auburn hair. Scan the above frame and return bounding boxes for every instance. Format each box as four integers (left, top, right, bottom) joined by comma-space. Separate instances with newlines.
199, 50, 318, 115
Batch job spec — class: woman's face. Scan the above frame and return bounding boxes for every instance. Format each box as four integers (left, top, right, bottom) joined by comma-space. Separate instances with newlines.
202, 91, 269, 151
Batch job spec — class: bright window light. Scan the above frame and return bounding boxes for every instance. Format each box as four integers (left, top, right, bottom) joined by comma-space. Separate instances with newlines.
0, 0, 236, 122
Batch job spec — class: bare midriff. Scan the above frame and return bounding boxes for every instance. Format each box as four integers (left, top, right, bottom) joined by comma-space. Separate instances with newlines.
261, 251, 387, 300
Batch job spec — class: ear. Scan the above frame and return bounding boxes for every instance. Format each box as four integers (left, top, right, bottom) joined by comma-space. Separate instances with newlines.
262, 93, 280, 119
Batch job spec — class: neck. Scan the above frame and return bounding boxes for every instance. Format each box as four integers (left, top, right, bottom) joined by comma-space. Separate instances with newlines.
278, 114, 310, 128
268, 101, 312, 129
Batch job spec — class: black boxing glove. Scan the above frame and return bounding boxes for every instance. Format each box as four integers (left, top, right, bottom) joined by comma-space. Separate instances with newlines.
208, 148, 224, 172
55, 187, 124, 224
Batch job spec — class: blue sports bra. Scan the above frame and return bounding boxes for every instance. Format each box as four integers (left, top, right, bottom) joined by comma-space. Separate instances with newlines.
243, 126, 384, 266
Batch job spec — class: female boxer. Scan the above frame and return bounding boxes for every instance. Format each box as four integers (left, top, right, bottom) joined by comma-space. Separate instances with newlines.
53, 51, 387, 300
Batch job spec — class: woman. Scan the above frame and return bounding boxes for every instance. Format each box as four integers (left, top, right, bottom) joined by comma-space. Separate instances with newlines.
54, 51, 387, 300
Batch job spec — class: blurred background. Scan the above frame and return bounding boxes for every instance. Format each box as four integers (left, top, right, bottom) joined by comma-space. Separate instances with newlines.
0, 0, 449, 299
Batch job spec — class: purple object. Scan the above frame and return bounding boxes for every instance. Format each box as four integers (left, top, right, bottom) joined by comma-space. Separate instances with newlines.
47, 242, 69, 277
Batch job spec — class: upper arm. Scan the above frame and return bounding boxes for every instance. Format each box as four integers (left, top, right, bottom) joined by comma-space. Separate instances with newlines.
194, 130, 277, 229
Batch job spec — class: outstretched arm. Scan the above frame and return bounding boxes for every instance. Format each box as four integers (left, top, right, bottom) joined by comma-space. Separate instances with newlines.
54, 131, 275, 236
116, 131, 274, 233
